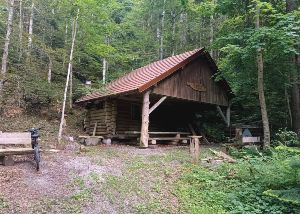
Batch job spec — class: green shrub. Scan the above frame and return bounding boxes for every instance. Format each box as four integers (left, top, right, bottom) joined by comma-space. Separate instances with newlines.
273, 128, 300, 147
176, 149, 300, 214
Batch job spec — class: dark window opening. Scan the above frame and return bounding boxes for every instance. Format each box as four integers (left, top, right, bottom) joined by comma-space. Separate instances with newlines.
131, 104, 141, 120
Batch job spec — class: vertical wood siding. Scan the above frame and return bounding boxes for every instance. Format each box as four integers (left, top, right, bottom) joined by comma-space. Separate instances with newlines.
152, 56, 229, 106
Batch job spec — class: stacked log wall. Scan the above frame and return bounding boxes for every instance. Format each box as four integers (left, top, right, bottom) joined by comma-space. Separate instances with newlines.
85, 99, 116, 136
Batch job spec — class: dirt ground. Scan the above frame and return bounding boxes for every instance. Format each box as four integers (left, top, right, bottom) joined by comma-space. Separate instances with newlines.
0, 144, 193, 214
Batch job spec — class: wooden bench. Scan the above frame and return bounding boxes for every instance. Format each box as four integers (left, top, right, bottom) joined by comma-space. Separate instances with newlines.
0, 132, 32, 166
147, 132, 191, 145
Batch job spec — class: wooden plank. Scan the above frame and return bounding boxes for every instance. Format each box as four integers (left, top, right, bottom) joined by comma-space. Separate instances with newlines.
0, 138, 31, 145
0, 148, 34, 156
149, 137, 190, 140
124, 131, 190, 135
149, 96, 167, 114
0, 132, 31, 138
242, 137, 260, 143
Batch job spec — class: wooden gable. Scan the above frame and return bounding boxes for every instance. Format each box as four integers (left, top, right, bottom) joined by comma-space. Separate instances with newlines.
152, 56, 229, 106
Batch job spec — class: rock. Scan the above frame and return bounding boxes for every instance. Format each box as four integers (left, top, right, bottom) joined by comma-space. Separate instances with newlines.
103, 138, 111, 145
80, 145, 88, 152
85, 137, 100, 146
3, 155, 14, 166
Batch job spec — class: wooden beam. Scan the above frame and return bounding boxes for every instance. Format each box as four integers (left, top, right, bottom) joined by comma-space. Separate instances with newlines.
226, 102, 231, 127
140, 90, 151, 148
217, 105, 228, 126
149, 96, 167, 114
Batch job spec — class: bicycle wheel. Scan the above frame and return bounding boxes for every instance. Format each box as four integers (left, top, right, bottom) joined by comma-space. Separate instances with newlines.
34, 145, 40, 171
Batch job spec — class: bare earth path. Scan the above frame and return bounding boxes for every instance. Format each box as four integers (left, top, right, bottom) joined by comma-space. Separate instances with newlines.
0, 145, 191, 214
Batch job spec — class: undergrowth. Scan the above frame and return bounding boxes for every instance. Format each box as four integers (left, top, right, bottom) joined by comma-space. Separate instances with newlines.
176, 146, 300, 214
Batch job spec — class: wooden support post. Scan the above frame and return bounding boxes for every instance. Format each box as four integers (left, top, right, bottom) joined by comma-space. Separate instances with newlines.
226, 101, 232, 127
189, 136, 201, 163
149, 96, 167, 114
92, 122, 97, 137
140, 90, 151, 148
217, 106, 227, 124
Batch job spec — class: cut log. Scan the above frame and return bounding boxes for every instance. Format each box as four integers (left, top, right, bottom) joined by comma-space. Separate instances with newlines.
190, 136, 200, 163
209, 149, 236, 163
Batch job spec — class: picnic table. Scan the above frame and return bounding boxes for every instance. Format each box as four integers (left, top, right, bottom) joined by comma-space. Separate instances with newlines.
124, 131, 192, 145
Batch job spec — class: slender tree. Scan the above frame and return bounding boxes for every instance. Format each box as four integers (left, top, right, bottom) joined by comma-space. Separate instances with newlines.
286, 0, 300, 134
27, 1, 34, 59
255, 2, 270, 149
18, 0, 23, 61
0, 0, 15, 93
159, 0, 166, 60
58, 9, 79, 143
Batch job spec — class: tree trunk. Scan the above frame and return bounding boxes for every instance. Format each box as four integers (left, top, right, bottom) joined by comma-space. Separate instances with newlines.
18, 0, 23, 61
210, 4, 214, 56
69, 63, 73, 109
285, 86, 293, 128
159, 0, 166, 60
0, 0, 15, 93
27, 2, 34, 59
48, 57, 52, 84
140, 90, 151, 148
256, 6, 270, 149
286, 0, 300, 134
102, 58, 107, 84
63, 20, 68, 68
171, 11, 176, 56
58, 9, 79, 143
179, 12, 187, 50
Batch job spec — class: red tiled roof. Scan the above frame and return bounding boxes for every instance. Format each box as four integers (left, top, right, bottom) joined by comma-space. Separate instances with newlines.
77, 48, 206, 103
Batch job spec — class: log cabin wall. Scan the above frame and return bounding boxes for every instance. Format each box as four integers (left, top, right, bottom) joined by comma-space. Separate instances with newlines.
152, 56, 229, 106
116, 100, 141, 133
85, 99, 117, 136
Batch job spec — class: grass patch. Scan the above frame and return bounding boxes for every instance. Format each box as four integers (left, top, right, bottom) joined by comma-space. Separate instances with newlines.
176, 148, 300, 214
0, 196, 9, 213
134, 200, 173, 214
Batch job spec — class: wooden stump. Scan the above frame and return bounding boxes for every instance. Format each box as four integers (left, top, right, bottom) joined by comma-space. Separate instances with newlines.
189, 136, 201, 164
3, 155, 14, 166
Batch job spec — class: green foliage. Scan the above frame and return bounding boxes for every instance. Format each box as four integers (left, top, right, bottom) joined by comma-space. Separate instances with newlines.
264, 189, 300, 206
273, 129, 300, 147
0, 196, 8, 211
176, 148, 300, 214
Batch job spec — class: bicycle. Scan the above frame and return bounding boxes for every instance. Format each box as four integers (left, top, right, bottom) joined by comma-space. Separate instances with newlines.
27, 128, 41, 171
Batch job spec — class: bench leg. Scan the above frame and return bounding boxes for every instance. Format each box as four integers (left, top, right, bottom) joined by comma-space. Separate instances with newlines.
3, 155, 14, 166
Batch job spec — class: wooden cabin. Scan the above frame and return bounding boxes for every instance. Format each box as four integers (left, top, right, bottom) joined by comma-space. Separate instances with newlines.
76, 48, 232, 147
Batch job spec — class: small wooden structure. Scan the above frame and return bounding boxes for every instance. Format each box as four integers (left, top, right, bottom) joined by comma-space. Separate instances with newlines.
76, 48, 232, 147
0, 132, 32, 166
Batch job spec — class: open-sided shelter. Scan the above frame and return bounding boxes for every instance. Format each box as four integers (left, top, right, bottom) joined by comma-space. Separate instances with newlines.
76, 48, 232, 147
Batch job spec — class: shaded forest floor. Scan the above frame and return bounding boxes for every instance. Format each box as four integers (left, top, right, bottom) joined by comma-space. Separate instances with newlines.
0, 144, 195, 214
1, 143, 299, 214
